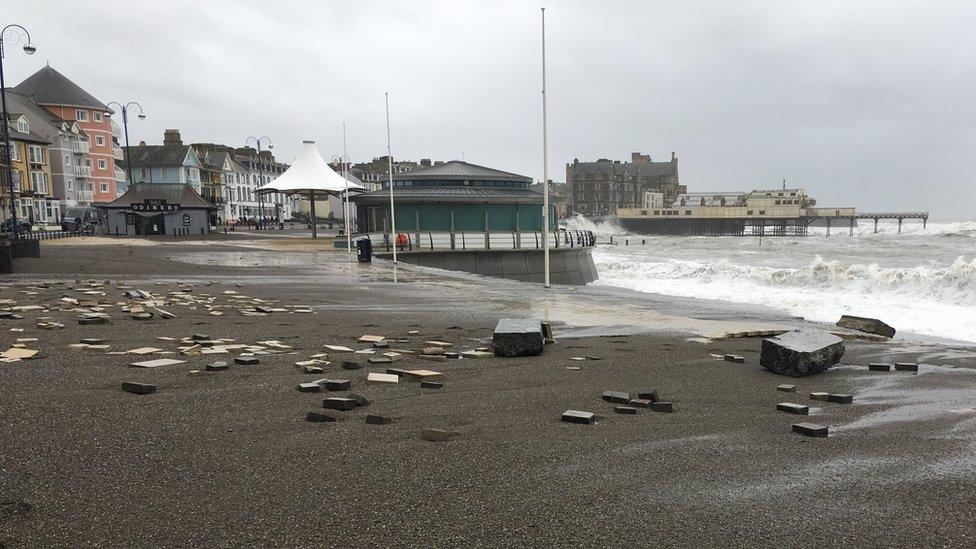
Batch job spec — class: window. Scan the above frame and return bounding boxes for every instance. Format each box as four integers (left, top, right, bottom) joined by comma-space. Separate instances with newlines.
8, 144, 19, 162
65, 154, 72, 165
759, 211, 766, 215
30, 172, 49, 194
140, 168, 148, 179
99, 182, 109, 193
67, 179, 74, 191
96, 136, 105, 146
76, 110, 89, 122
93, 112, 103, 122
16, 118, 29, 133
685, 210, 692, 215
747, 210, 754, 215
775, 200, 781, 205
28, 145, 44, 164
98, 159, 107, 170
653, 210, 660, 215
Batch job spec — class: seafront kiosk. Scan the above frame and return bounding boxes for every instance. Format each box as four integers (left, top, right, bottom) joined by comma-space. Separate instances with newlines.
102, 183, 216, 236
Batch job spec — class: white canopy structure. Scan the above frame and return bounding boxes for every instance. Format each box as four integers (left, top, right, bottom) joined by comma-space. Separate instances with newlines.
256, 140, 364, 238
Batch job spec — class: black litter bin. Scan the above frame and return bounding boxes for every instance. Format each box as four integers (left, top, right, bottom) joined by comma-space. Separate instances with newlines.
356, 239, 372, 263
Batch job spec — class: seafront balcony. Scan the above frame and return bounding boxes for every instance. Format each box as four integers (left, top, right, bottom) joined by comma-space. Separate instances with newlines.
113, 146, 124, 160
76, 190, 94, 203
71, 141, 91, 154
74, 166, 93, 178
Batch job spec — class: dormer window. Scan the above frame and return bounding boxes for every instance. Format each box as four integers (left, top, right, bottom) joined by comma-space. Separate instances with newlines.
15, 117, 29, 134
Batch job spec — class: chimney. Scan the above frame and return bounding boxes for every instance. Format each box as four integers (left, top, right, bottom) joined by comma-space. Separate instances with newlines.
420, 158, 431, 167
138, 140, 146, 146
671, 151, 677, 162
163, 129, 182, 147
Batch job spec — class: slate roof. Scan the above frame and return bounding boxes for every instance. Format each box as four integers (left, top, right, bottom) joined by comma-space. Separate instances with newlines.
103, 183, 215, 209
121, 145, 192, 169
573, 159, 676, 178
351, 186, 544, 205
2, 89, 76, 143
386, 160, 532, 183
12, 65, 108, 111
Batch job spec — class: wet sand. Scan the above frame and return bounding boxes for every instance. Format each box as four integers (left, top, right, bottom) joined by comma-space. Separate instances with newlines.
2, 238, 975, 547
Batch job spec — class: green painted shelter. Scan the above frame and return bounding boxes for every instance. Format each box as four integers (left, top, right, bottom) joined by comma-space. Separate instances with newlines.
351, 160, 555, 233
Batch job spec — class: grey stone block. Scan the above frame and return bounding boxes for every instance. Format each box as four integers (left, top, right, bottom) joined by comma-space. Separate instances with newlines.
206, 362, 229, 372
792, 422, 828, 438
614, 405, 638, 415
629, 398, 653, 408
323, 379, 351, 391
836, 315, 896, 338
191, 333, 211, 341
826, 393, 853, 404
776, 402, 809, 415
561, 410, 595, 424
420, 380, 444, 389
121, 382, 156, 395
760, 329, 845, 377
297, 383, 322, 393
635, 388, 658, 401
776, 384, 797, 393
868, 363, 892, 372
421, 428, 450, 442
80, 338, 105, 345
366, 414, 392, 425
650, 401, 674, 413
492, 318, 544, 357
303, 365, 324, 374
306, 411, 337, 423
322, 397, 358, 411
601, 390, 631, 404
341, 361, 363, 370
894, 362, 919, 372
234, 356, 259, 365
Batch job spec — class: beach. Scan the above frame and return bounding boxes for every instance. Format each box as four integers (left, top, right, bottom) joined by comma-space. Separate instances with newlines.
2, 236, 975, 547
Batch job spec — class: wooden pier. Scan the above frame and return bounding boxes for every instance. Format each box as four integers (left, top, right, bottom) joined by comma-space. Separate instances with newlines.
815, 212, 929, 236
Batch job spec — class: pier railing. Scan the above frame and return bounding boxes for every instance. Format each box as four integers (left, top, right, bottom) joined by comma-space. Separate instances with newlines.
363, 230, 596, 252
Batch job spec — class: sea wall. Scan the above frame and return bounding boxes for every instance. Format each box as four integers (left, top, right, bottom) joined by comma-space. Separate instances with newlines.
375, 247, 599, 285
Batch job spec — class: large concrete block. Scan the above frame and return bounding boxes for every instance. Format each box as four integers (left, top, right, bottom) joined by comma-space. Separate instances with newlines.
492, 318, 544, 357
760, 329, 845, 377
836, 315, 896, 338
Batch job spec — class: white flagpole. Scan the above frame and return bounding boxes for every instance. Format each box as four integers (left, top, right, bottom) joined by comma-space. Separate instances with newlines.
342, 122, 351, 254
386, 92, 397, 264
541, 7, 551, 288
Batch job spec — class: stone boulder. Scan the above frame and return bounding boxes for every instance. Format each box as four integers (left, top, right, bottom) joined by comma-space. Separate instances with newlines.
492, 318, 544, 357
836, 315, 896, 338
760, 329, 845, 377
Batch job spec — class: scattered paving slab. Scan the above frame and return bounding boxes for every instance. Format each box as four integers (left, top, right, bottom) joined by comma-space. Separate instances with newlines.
420, 380, 444, 389
323, 397, 358, 411
614, 405, 638, 415
359, 335, 386, 343
629, 398, 653, 408
635, 388, 658, 401
205, 362, 229, 372
724, 354, 746, 363
366, 414, 393, 425
367, 373, 399, 383
421, 428, 450, 442
810, 392, 831, 402
443, 351, 460, 360
298, 382, 323, 393
461, 350, 493, 359
895, 362, 919, 372
323, 379, 352, 391
760, 329, 845, 377
132, 312, 153, 321
121, 382, 157, 395
421, 347, 445, 355
776, 384, 797, 393
561, 410, 595, 425
425, 340, 453, 348
826, 393, 854, 404
650, 401, 674, 413
80, 338, 105, 345
303, 365, 324, 374
372, 340, 390, 349
492, 318, 544, 357
776, 402, 810, 415
129, 358, 186, 368
542, 321, 555, 344
601, 390, 631, 404
367, 357, 392, 365
868, 363, 892, 372
419, 354, 448, 362
341, 361, 363, 370
306, 411, 337, 423
324, 345, 354, 352
1, 348, 38, 360
404, 369, 443, 381
127, 347, 162, 355
792, 422, 829, 438
234, 356, 260, 365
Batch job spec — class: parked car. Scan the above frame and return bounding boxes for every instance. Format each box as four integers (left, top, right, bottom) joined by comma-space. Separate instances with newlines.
61, 206, 101, 232
0, 218, 32, 234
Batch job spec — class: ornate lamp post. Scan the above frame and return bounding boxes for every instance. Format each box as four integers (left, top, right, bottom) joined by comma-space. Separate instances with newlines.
105, 101, 145, 190
245, 136, 272, 230
1, 24, 37, 240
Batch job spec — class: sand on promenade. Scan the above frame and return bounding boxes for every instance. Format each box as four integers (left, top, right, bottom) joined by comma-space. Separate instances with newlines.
1, 239, 975, 548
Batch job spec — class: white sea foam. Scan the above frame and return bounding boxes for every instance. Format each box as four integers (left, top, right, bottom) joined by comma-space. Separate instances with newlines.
583, 218, 976, 343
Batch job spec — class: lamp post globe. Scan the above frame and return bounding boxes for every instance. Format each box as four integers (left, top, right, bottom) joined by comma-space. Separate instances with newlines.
23, 43, 36, 55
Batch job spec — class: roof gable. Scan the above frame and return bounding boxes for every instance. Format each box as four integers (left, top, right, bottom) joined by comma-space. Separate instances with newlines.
394, 160, 532, 182
12, 65, 108, 111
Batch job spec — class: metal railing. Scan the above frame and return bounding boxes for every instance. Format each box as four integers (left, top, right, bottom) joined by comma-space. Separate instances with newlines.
74, 166, 93, 177
71, 141, 91, 154
0, 227, 97, 240
362, 229, 596, 252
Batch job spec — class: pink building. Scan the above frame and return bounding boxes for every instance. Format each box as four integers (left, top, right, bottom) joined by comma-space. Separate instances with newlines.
13, 65, 118, 205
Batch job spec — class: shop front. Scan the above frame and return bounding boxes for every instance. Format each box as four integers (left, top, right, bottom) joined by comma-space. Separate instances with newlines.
102, 184, 216, 237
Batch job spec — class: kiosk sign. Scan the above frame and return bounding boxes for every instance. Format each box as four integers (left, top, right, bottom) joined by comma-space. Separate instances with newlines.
132, 199, 179, 213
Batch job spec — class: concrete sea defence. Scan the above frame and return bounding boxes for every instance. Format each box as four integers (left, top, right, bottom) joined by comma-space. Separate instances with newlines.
375, 247, 599, 285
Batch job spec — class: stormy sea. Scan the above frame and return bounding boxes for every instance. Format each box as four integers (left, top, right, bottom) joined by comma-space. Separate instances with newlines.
565, 216, 976, 344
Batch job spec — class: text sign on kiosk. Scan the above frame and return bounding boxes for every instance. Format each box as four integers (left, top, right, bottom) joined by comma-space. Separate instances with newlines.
132, 199, 179, 213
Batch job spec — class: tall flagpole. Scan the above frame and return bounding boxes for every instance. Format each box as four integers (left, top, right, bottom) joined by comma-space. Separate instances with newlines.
385, 92, 397, 264
541, 7, 551, 288
342, 122, 351, 254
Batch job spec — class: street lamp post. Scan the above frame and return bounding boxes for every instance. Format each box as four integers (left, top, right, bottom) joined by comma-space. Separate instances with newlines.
245, 136, 272, 230
105, 101, 145, 191
331, 152, 352, 254
0, 24, 37, 240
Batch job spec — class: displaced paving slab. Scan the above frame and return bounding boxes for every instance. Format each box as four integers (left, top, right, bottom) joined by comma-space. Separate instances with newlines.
129, 358, 186, 368
121, 382, 157, 395
760, 329, 845, 377
492, 318, 544, 357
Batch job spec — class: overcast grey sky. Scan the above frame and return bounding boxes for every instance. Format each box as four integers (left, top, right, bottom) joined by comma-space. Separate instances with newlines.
5, 0, 974, 218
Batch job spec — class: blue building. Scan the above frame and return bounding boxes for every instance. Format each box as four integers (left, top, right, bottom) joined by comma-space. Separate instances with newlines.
351, 160, 554, 233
